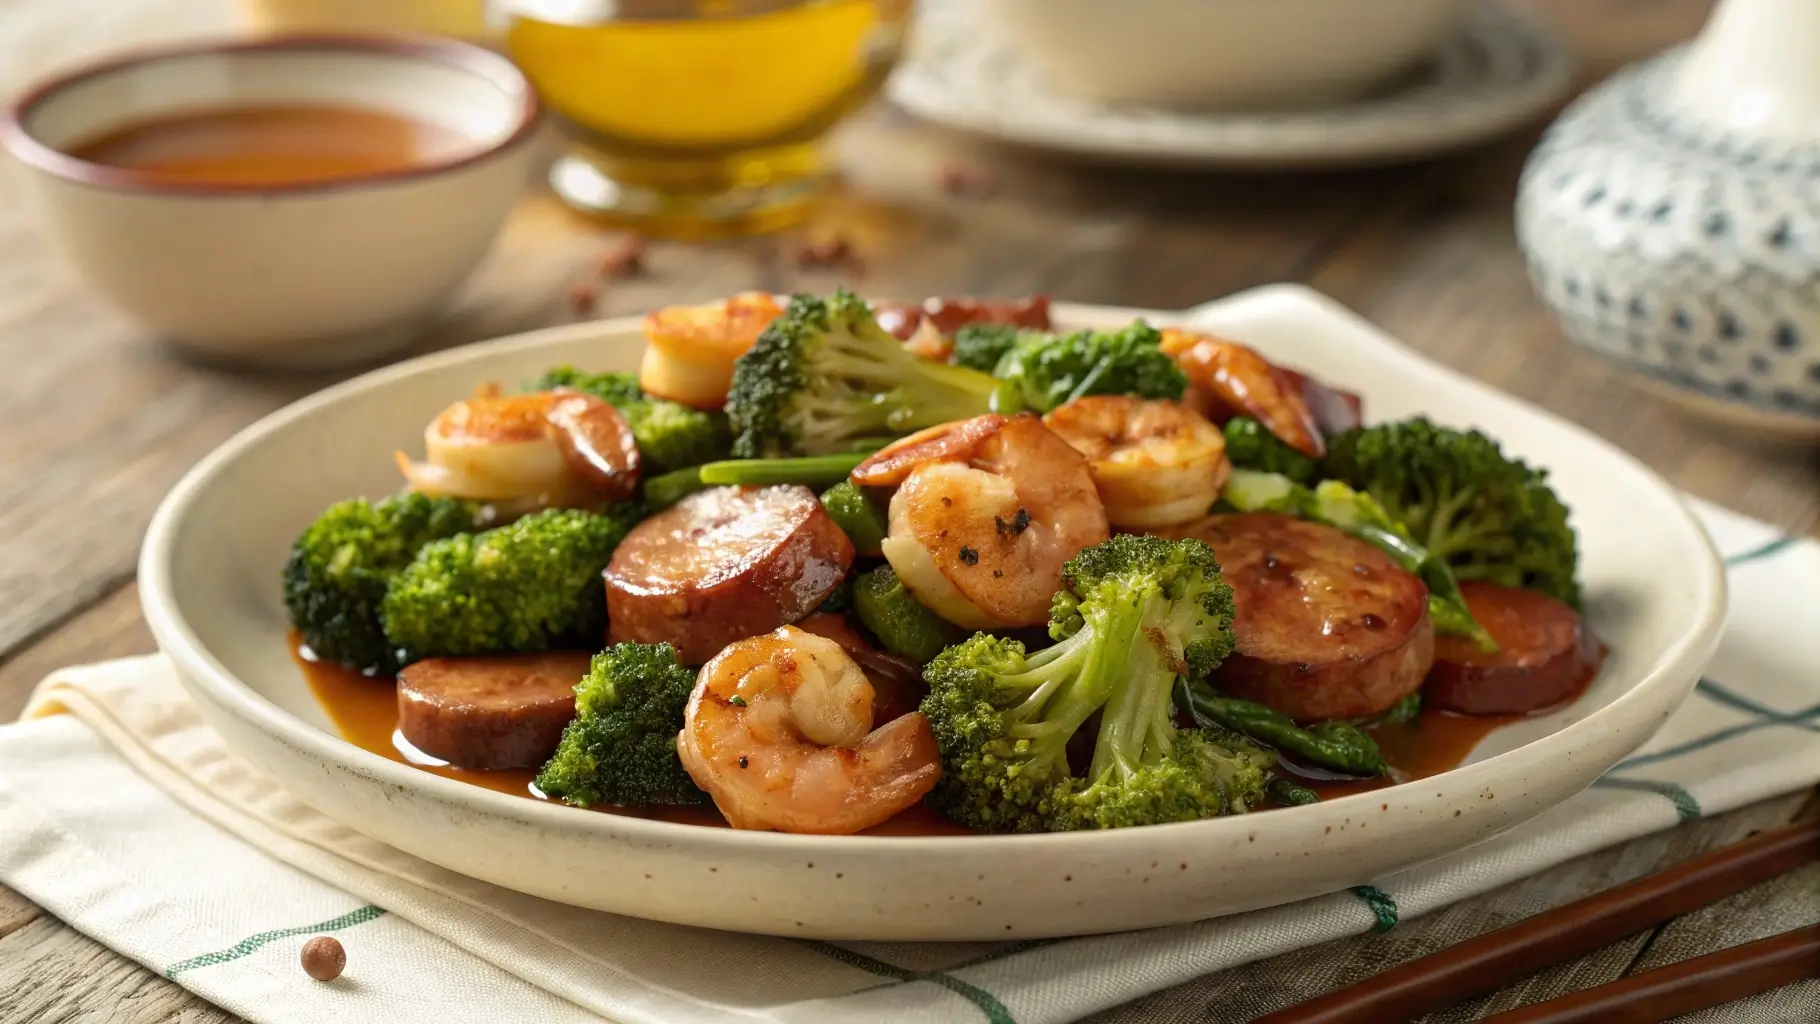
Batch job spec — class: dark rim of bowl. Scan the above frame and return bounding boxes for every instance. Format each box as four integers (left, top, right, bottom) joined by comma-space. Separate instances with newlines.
0, 33, 544, 196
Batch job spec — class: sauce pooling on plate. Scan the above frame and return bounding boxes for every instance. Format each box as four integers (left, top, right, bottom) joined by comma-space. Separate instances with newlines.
291, 631, 1524, 830
290, 634, 973, 836
67, 105, 473, 186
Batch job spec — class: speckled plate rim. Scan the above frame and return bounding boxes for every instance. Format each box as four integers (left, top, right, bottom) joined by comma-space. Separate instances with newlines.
136, 284, 1725, 937
886, 0, 1576, 169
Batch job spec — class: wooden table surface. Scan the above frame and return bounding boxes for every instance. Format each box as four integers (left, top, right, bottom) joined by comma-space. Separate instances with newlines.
2, 1, 1816, 1021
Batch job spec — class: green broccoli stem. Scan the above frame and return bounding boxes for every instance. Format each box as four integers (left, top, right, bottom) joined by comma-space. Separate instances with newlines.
1086, 589, 1173, 783
882, 359, 1005, 431
643, 450, 878, 509
1002, 624, 1105, 750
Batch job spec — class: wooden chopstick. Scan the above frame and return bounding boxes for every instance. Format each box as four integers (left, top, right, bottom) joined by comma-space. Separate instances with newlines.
1476, 923, 1820, 1023
1254, 820, 1820, 1024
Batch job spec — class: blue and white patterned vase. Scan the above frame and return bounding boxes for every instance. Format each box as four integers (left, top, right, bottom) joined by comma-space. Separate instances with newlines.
1516, 0, 1820, 441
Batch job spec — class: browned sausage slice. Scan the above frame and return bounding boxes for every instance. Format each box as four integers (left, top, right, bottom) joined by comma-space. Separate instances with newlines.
547, 390, 641, 501
604, 485, 854, 664
875, 295, 1053, 340
1427, 581, 1606, 715
1161, 512, 1434, 720
396, 651, 592, 770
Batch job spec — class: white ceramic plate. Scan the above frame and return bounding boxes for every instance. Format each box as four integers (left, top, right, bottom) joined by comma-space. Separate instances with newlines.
887, 0, 1574, 169
139, 284, 1724, 941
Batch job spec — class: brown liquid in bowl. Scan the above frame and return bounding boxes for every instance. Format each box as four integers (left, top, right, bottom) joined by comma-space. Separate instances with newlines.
67, 105, 472, 186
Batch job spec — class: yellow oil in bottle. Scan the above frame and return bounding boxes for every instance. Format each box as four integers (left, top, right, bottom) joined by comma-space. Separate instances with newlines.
508, 0, 907, 237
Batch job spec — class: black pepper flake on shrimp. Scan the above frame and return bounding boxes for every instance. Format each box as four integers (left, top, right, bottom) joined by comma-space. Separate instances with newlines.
852, 413, 1111, 630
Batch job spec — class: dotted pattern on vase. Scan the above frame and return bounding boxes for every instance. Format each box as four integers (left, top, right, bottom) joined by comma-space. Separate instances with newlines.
1516, 48, 1820, 419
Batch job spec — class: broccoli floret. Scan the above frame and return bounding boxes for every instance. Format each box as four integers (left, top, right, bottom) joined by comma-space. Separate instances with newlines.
381, 506, 642, 662
991, 320, 1187, 414
726, 291, 1003, 458
1223, 417, 1319, 483
531, 366, 644, 407
820, 480, 887, 557
920, 535, 1263, 833
282, 493, 481, 673
851, 565, 962, 663
950, 323, 1047, 373
530, 366, 730, 473
1059, 726, 1273, 830
535, 642, 706, 807
621, 400, 731, 474
1222, 469, 1496, 651
1321, 417, 1581, 606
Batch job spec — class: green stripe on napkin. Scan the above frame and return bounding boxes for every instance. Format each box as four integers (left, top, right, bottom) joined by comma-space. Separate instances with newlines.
795, 940, 1019, 1024
165, 906, 387, 979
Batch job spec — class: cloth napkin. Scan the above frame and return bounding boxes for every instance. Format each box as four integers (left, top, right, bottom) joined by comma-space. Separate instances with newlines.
1, 497, 1815, 1024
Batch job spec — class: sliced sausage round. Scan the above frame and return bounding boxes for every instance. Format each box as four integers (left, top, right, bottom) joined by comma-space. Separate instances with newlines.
1427, 581, 1606, 715
1163, 512, 1434, 720
875, 295, 1053, 340
604, 485, 854, 664
396, 651, 592, 770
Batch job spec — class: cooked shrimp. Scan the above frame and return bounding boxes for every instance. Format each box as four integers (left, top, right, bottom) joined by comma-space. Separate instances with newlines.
678, 626, 942, 834
396, 385, 640, 504
640, 291, 784, 409
1160, 328, 1325, 458
852, 413, 1110, 629
1042, 396, 1229, 530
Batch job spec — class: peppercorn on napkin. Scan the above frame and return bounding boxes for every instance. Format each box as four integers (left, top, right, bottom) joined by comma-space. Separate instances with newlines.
1, 497, 1816, 1024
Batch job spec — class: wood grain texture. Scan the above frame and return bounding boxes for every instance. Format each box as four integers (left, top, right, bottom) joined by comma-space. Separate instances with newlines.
0, 885, 43, 942
1087, 793, 1817, 1023
0, 584, 151, 721
0, 915, 239, 1024
2, 0, 1816, 1021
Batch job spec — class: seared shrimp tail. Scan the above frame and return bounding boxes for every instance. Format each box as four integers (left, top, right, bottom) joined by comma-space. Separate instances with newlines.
1043, 396, 1229, 530
858, 414, 1110, 629
679, 626, 943, 834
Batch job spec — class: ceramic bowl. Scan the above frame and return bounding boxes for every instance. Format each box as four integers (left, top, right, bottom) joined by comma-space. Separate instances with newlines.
0, 36, 540, 371
977, 0, 1469, 110
136, 285, 1726, 941
1516, 49, 1820, 444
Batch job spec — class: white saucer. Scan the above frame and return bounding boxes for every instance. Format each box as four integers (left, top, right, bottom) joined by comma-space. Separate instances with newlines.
887, 0, 1575, 169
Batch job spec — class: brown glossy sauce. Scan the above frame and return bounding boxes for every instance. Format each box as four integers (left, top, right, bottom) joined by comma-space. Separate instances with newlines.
68, 105, 472, 186
294, 635, 1535, 831
1302, 710, 1519, 801
291, 635, 971, 835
